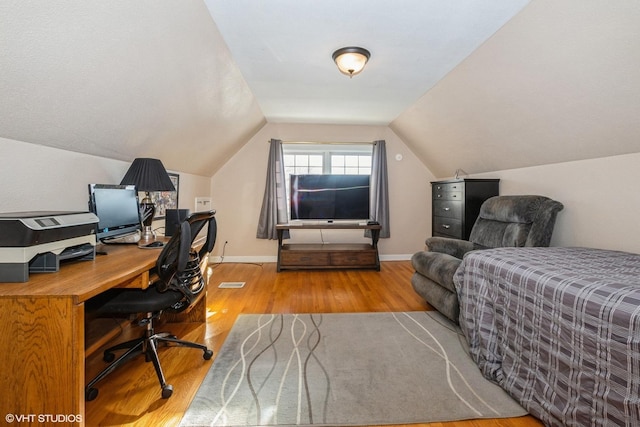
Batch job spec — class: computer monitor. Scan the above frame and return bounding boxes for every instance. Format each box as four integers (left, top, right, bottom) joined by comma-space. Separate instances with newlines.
88, 184, 142, 242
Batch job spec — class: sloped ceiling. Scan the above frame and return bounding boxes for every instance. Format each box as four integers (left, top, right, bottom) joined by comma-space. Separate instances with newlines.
390, 0, 640, 177
1, 1, 639, 178
203, 0, 530, 125
0, 1, 265, 177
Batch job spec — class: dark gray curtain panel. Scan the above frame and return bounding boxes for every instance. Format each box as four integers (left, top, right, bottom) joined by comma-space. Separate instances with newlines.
256, 139, 289, 240
368, 140, 390, 238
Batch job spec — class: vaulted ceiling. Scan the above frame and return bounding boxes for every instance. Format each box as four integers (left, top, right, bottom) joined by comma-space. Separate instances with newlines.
203, 0, 530, 125
1, 1, 639, 178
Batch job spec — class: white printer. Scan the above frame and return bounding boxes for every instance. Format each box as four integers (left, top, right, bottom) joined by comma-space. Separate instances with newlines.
0, 211, 99, 282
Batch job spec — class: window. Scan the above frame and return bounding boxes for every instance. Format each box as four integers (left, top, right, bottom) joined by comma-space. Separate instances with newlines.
330, 154, 371, 175
283, 153, 323, 176
282, 143, 373, 218
283, 143, 372, 176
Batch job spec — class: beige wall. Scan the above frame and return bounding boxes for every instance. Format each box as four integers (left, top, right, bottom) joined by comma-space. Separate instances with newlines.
0, 137, 211, 234
212, 129, 640, 260
210, 123, 434, 262
3, 134, 639, 259
472, 152, 640, 254
391, 0, 640, 178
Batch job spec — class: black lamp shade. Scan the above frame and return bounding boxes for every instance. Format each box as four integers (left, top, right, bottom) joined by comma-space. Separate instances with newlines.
120, 158, 175, 192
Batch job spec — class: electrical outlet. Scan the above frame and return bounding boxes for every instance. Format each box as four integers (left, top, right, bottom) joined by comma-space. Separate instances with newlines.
195, 197, 212, 211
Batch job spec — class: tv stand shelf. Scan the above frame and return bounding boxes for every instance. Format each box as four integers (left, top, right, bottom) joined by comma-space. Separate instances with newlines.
276, 223, 381, 272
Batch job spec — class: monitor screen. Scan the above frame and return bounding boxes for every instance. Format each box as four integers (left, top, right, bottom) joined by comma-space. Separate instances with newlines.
88, 184, 142, 242
290, 174, 370, 221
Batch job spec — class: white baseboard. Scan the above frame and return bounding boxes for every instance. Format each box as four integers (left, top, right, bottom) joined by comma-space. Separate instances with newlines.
208, 255, 277, 264
380, 254, 413, 261
208, 254, 412, 264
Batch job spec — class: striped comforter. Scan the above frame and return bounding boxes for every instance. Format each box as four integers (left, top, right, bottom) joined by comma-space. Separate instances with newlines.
454, 247, 640, 426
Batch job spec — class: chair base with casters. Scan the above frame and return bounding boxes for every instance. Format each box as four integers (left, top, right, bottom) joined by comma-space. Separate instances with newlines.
85, 210, 217, 401
85, 307, 213, 401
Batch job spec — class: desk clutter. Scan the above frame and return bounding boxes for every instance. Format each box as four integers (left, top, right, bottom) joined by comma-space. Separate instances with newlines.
0, 210, 218, 422
0, 211, 98, 282
0, 207, 199, 282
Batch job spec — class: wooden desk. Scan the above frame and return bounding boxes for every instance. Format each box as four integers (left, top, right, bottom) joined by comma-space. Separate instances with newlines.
0, 243, 196, 425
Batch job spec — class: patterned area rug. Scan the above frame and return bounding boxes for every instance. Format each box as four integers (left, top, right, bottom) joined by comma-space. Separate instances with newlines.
180, 312, 527, 427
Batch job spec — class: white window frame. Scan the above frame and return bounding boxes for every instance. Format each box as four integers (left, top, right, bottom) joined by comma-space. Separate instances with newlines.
283, 143, 372, 175
282, 143, 373, 219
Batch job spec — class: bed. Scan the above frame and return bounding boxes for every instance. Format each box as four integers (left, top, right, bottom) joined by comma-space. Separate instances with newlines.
454, 247, 640, 426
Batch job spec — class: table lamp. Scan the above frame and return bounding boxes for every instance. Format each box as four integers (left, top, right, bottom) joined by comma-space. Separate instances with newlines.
120, 158, 175, 244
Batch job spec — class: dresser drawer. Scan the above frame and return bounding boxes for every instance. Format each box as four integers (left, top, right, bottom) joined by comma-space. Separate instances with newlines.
433, 216, 462, 238
432, 182, 463, 193
433, 200, 462, 220
432, 190, 462, 201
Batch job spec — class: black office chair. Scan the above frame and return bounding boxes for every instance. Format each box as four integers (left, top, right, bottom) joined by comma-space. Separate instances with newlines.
85, 210, 217, 401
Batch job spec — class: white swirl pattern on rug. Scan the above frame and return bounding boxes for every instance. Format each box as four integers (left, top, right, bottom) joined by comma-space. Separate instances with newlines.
181, 312, 526, 426
393, 312, 501, 417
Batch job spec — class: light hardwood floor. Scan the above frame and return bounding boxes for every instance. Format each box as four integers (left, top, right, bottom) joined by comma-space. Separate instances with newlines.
85, 261, 543, 427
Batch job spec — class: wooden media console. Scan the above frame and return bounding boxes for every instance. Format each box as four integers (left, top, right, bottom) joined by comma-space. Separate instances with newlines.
276, 223, 382, 271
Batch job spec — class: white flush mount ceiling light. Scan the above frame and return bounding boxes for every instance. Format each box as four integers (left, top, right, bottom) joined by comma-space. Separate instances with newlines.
332, 47, 370, 78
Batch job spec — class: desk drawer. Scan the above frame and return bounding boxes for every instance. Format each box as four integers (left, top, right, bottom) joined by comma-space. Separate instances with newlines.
114, 272, 149, 289
433, 216, 462, 238
433, 200, 462, 220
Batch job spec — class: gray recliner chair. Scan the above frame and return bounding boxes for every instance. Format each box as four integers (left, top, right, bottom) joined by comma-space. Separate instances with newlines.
411, 195, 564, 323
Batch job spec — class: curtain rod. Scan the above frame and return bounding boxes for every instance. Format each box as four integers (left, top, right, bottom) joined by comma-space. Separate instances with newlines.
268, 140, 376, 145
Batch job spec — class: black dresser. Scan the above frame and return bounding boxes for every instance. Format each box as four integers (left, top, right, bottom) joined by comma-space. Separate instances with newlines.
431, 178, 499, 240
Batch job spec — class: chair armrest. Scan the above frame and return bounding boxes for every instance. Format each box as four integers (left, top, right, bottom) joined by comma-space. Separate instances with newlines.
425, 236, 476, 259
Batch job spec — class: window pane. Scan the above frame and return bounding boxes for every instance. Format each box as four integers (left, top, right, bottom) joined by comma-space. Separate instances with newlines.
309, 155, 323, 167
332, 156, 344, 167
295, 155, 309, 167
345, 155, 358, 167
359, 156, 372, 167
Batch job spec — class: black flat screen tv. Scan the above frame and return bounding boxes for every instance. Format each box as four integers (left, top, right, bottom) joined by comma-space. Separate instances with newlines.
88, 184, 142, 242
290, 174, 370, 221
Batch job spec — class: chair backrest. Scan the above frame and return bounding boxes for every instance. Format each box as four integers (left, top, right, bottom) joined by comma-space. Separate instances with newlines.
468, 196, 563, 249
155, 210, 217, 311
